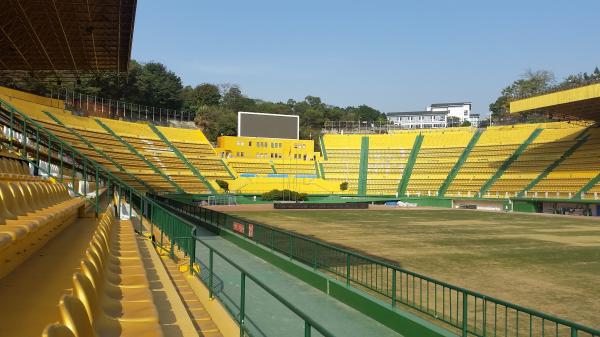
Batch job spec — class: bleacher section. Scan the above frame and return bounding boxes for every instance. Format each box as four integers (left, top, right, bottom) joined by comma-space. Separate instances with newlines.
155, 126, 232, 184
0, 88, 230, 195
405, 129, 474, 196
43, 205, 164, 337
487, 123, 586, 198
226, 158, 274, 174
320, 135, 362, 194
444, 124, 539, 197
366, 134, 416, 195
0, 154, 84, 278
529, 126, 600, 198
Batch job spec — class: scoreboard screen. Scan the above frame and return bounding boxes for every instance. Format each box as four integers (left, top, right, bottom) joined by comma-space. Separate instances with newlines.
238, 112, 299, 139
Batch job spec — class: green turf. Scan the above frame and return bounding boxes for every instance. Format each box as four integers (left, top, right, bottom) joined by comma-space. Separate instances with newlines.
228, 209, 600, 329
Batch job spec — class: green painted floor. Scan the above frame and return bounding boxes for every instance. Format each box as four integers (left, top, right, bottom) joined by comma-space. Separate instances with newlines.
193, 226, 402, 337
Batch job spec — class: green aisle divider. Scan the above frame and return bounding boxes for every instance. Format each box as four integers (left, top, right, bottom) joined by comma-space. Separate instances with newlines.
438, 129, 482, 197
44, 111, 155, 193
270, 162, 278, 174
148, 123, 216, 194
319, 162, 326, 179
221, 159, 236, 178
519, 134, 590, 197
575, 171, 600, 199
479, 128, 542, 196
357, 136, 369, 195
319, 135, 328, 160
314, 159, 320, 178
95, 118, 184, 193
397, 134, 423, 196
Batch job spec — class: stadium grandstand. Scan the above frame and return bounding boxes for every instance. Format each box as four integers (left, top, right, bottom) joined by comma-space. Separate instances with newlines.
0, 1, 599, 337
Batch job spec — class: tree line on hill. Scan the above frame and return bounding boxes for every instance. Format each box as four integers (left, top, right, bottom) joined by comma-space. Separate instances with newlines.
489, 67, 600, 118
1, 60, 598, 140
0, 60, 386, 142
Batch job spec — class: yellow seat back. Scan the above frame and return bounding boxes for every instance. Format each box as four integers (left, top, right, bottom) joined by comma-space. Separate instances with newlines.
72, 272, 99, 326
58, 295, 98, 337
42, 323, 76, 337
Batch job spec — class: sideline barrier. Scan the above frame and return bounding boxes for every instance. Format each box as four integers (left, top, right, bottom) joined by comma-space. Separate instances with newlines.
153, 195, 600, 337
274, 202, 369, 209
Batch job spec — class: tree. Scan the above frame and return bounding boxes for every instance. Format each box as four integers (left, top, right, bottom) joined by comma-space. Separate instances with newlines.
222, 86, 255, 112
460, 120, 472, 127
489, 69, 555, 117
134, 62, 183, 109
215, 179, 229, 192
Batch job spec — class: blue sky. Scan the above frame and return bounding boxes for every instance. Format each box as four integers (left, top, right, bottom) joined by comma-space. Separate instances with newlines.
131, 1, 600, 116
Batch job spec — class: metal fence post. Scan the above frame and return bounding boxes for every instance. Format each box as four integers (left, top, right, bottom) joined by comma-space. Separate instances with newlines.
209, 249, 214, 299
239, 272, 246, 337
346, 254, 351, 286
391, 269, 397, 308
462, 292, 468, 337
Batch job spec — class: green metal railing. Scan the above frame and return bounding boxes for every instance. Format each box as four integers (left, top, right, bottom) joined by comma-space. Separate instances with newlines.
190, 228, 335, 337
155, 196, 600, 337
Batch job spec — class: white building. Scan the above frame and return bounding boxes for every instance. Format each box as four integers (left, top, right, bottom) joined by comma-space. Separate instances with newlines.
387, 102, 479, 129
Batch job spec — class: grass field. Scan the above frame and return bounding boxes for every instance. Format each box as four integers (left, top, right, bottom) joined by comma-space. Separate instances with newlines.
226, 207, 600, 328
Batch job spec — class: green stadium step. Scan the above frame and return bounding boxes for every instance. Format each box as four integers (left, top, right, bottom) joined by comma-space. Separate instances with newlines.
397, 134, 423, 196
319, 162, 326, 179
575, 172, 600, 199
438, 129, 482, 197
319, 135, 328, 160
357, 136, 369, 196
95, 118, 184, 193
148, 123, 216, 194
221, 159, 236, 178
43, 111, 155, 193
479, 128, 543, 196
519, 133, 590, 197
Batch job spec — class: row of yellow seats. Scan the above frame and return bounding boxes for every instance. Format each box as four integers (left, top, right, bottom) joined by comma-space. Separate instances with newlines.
0, 181, 83, 278
0, 156, 42, 181
43, 204, 163, 337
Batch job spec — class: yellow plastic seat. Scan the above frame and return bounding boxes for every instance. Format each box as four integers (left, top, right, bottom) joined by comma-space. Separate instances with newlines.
42, 323, 76, 337
74, 271, 159, 321
58, 295, 99, 337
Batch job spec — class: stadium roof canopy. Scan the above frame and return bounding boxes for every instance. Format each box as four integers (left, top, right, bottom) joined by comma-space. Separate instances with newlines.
510, 83, 600, 121
0, 0, 136, 74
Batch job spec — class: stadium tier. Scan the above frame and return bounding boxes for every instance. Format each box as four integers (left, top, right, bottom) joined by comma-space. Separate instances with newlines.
2, 87, 600, 202
0, 89, 229, 195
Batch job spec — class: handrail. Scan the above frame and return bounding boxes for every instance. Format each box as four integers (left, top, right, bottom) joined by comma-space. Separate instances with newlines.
155, 195, 600, 337
49, 87, 197, 126
191, 228, 335, 337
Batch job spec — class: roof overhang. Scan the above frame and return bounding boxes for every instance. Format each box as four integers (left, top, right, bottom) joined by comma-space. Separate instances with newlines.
0, 0, 137, 74
510, 83, 600, 121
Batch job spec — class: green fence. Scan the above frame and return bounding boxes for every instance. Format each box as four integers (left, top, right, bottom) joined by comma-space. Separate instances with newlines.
153, 196, 600, 337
